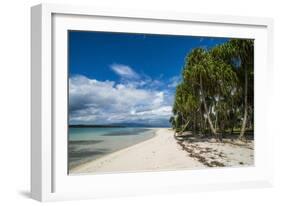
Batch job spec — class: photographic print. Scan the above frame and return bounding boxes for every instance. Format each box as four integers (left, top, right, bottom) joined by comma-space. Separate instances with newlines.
68, 31, 254, 175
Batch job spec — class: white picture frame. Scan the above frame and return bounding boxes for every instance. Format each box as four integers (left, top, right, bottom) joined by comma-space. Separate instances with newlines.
31, 3, 274, 202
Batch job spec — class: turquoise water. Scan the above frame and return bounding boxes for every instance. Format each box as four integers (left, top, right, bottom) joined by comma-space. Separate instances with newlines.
68, 127, 156, 170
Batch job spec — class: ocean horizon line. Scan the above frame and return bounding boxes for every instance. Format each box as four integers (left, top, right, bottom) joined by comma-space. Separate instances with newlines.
69, 124, 171, 128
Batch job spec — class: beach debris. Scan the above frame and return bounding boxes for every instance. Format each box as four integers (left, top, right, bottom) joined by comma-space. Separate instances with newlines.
176, 137, 253, 168
177, 141, 225, 167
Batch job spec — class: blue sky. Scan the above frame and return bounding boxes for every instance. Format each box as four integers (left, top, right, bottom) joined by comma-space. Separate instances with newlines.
68, 31, 228, 126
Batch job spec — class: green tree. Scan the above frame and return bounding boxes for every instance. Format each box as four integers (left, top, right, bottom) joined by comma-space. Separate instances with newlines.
170, 39, 253, 141
228, 40, 254, 140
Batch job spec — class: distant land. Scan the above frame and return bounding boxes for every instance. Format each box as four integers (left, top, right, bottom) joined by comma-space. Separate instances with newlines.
69, 123, 170, 128
69, 124, 125, 128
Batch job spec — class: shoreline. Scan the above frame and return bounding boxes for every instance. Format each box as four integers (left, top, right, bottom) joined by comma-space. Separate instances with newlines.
69, 127, 158, 170
70, 128, 205, 174
69, 128, 158, 171
69, 128, 254, 175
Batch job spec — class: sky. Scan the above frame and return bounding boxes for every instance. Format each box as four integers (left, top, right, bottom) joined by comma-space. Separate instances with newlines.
68, 31, 229, 126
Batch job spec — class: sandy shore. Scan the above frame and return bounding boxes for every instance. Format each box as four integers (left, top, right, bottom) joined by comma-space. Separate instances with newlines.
70, 128, 254, 175
176, 132, 254, 167
70, 128, 205, 174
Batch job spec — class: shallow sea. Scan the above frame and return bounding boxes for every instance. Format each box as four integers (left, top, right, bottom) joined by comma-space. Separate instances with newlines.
68, 127, 156, 170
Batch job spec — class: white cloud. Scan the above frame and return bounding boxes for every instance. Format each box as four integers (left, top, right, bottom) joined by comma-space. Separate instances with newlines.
69, 75, 172, 126
110, 64, 140, 79
168, 75, 181, 88
109, 64, 166, 92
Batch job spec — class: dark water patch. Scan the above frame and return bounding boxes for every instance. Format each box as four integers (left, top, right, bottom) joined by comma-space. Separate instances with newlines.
102, 128, 151, 136
69, 149, 108, 158
68, 147, 109, 169
69, 140, 104, 145
68, 127, 156, 171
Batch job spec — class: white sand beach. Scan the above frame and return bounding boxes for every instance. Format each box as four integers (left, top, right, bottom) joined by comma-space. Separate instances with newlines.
70, 128, 254, 175
177, 133, 254, 167
70, 128, 205, 174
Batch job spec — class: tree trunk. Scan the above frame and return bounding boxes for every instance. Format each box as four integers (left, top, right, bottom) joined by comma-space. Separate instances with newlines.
200, 74, 217, 136
239, 67, 248, 140
194, 112, 198, 134
220, 119, 225, 141
192, 113, 195, 134
214, 113, 217, 131
199, 105, 204, 135
214, 96, 219, 131
179, 118, 191, 134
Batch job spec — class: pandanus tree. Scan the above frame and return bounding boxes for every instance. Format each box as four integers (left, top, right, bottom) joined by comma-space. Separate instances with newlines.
183, 48, 217, 136
228, 39, 254, 140
213, 40, 254, 139
173, 81, 199, 133
183, 48, 237, 137
210, 45, 239, 136
171, 39, 253, 140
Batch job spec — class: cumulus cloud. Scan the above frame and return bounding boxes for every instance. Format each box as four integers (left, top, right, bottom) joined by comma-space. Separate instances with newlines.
168, 75, 181, 88
110, 64, 140, 79
109, 64, 165, 91
69, 75, 172, 126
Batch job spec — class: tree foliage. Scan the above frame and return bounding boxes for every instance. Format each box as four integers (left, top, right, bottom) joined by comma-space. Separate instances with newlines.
171, 39, 254, 140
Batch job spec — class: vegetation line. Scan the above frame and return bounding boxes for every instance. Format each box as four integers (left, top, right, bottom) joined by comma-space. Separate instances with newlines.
169, 39, 254, 141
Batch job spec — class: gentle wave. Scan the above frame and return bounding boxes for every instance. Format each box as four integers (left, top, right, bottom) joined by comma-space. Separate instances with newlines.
68, 127, 156, 170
